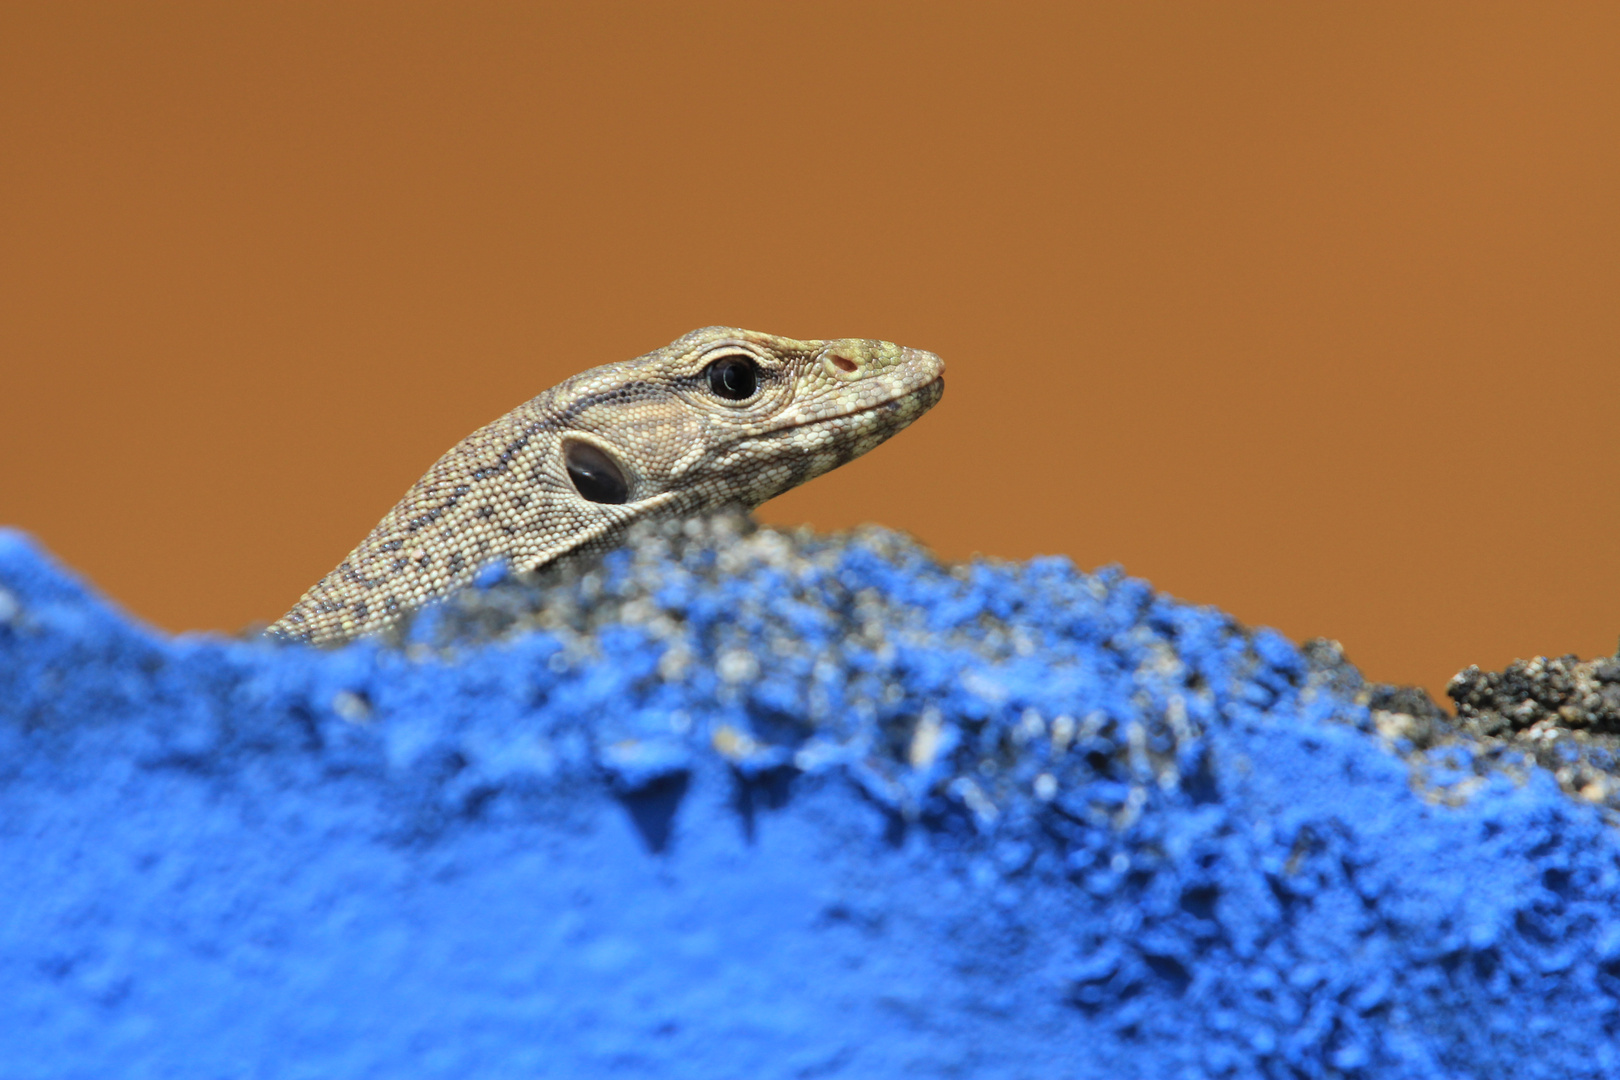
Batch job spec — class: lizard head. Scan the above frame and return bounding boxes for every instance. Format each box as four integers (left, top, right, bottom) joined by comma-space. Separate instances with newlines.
553, 326, 946, 514
268, 327, 944, 645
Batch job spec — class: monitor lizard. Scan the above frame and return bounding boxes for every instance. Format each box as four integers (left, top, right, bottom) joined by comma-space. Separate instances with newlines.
267, 326, 946, 645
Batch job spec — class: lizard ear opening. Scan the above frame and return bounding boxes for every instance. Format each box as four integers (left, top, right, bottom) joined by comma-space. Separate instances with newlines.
564, 440, 630, 504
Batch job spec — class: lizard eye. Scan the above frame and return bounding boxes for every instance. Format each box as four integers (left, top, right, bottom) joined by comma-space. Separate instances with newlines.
564, 440, 629, 504
705, 354, 759, 400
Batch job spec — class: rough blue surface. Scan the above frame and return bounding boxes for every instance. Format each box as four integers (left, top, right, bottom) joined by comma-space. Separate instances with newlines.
4, 520, 1620, 1079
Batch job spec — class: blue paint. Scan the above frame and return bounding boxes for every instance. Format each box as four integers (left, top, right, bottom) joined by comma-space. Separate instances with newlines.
3, 525, 1618, 1079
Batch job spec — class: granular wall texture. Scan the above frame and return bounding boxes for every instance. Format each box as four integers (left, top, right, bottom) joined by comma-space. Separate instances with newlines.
1444, 651, 1620, 811
4, 516, 1620, 1079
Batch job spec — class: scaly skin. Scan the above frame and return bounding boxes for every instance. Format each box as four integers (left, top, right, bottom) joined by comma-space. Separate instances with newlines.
269, 327, 946, 645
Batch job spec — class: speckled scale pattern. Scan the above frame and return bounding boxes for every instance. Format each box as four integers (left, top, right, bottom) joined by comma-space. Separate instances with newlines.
268, 327, 946, 645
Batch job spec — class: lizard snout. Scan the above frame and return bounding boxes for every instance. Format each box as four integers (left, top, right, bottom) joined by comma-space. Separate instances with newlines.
901, 346, 945, 381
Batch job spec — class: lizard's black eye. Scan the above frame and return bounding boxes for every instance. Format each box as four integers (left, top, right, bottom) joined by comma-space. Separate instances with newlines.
705, 355, 759, 400
564, 440, 629, 504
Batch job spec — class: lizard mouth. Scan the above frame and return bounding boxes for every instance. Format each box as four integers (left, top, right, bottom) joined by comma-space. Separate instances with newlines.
781, 367, 945, 463
843, 367, 945, 424
841, 377, 943, 439
905, 373, 946, 409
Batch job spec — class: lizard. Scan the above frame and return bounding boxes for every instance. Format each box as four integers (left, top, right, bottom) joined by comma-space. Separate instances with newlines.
267, 326, 946, 646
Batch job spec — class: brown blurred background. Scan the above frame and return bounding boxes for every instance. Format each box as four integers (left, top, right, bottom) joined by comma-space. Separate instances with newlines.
2, 3, 1616, 700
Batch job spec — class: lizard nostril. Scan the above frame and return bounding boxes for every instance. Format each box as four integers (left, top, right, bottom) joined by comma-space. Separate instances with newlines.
564, 440, 629, 504
829, 354, 858, 373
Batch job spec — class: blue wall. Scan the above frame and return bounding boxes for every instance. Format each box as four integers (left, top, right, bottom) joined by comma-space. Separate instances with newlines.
4, 526, 1618, 1079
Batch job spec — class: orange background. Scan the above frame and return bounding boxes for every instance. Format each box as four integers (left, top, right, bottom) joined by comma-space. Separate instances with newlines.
2, 3, 1617, 701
